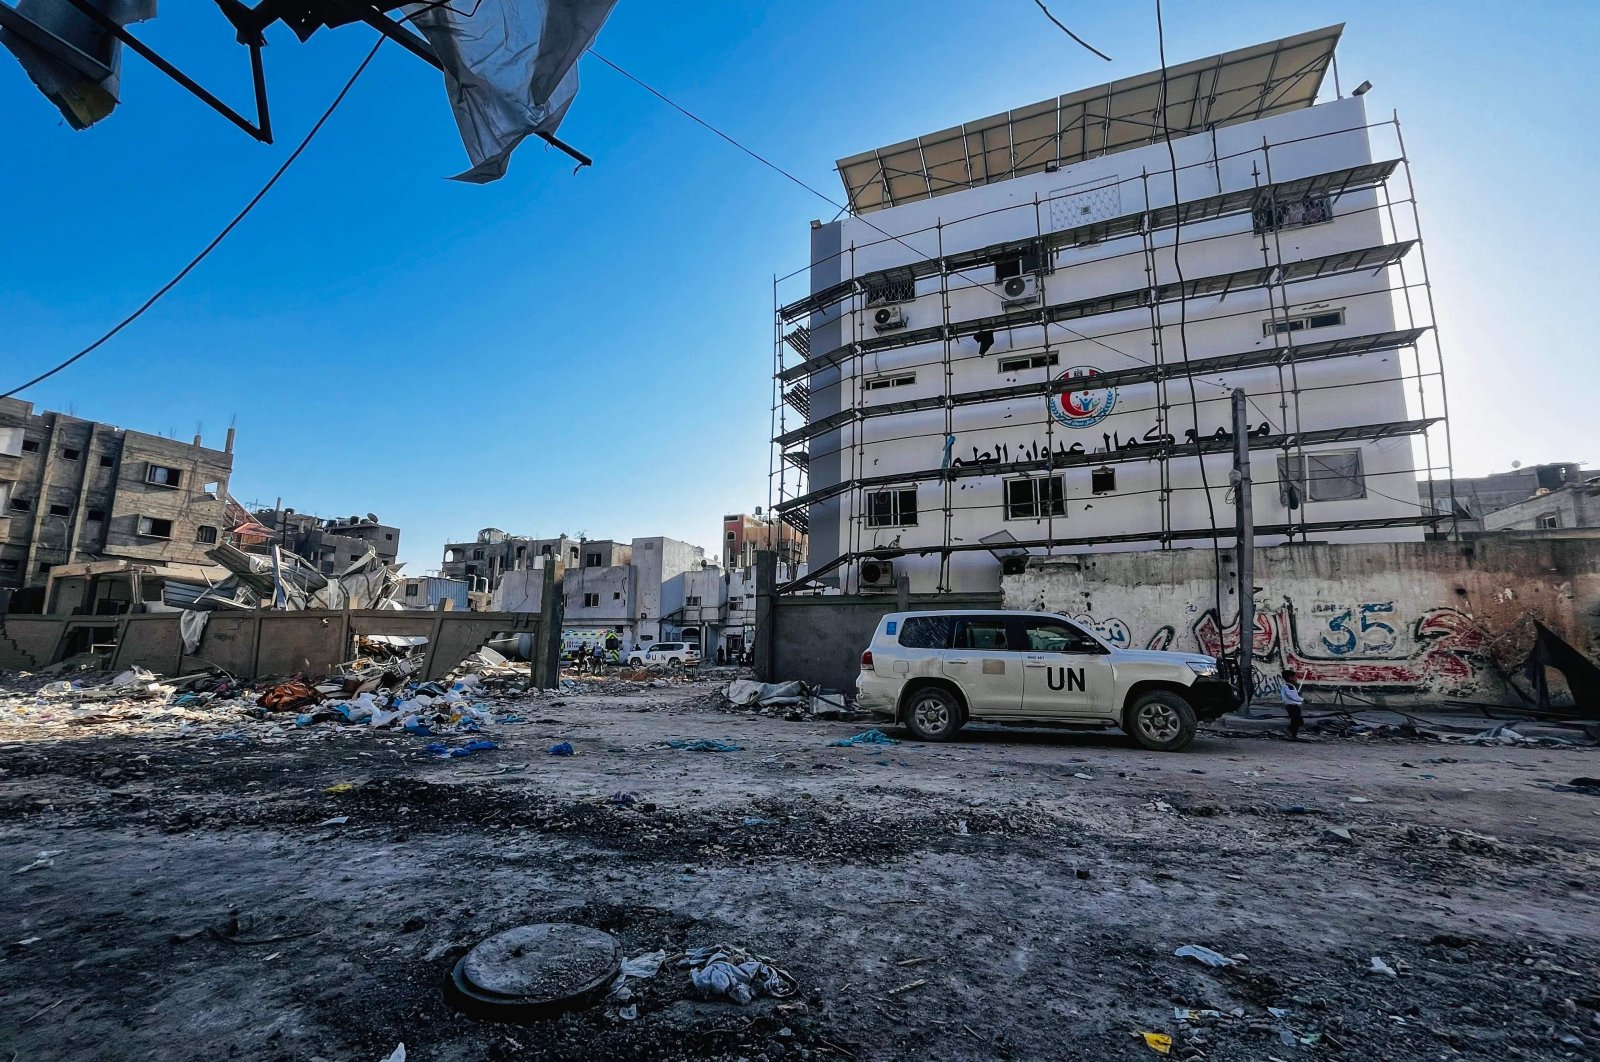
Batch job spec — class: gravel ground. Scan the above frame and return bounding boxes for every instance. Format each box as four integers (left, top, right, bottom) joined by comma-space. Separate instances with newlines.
2, 675, 1599, 1061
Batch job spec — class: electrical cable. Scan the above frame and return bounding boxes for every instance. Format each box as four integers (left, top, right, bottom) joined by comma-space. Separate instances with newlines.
1153, 0, 1226, 655
1029, 0, 1113, 61
2, 37, 386, 400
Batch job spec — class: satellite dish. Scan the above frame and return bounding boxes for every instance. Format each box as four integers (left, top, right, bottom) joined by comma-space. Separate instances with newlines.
366, 513, 378, 523
1511, 461, 1522, 469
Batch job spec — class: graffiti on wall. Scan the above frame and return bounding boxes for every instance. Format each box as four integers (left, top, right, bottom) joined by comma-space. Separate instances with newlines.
1193, 600, 1491, 697
1068, 613, 1177, 652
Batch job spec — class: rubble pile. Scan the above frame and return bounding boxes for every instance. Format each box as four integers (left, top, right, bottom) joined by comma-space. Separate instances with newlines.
720, 679, 861, 721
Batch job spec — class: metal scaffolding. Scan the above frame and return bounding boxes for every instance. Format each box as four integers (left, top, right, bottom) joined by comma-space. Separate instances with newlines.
769, 110, 1453, 596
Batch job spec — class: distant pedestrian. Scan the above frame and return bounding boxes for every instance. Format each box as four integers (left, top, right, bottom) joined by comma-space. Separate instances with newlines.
1280, 669, 1305, 739
716, 646, 726, 666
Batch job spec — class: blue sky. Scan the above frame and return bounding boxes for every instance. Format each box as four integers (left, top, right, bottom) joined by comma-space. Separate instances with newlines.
4, 1, 1596, 567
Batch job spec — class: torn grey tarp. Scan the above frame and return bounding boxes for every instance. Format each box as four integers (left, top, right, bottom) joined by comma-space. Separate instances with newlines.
179, 609, 209, 655
405, 0, 618, 183
0, 0, 156, 129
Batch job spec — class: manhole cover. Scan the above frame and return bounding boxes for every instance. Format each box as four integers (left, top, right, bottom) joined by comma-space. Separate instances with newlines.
448, 923, 621, 1021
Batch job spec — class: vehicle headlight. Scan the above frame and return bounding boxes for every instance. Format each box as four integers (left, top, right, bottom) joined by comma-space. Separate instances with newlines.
1187, 660, 1220, 678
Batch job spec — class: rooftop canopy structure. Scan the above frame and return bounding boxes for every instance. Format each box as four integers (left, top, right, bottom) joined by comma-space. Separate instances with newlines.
835, 23, 1343, 214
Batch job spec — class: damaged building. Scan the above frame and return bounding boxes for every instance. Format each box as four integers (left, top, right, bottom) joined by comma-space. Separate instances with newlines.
251, 506, 401, 570
0, 398, 235, 613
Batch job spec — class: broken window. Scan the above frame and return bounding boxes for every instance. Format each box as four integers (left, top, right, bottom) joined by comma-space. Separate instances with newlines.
1278, 450, 1365, 503
994, 251, 1043, 282
472, 548, 485, 560
195, 525, 218, 544
898, 616, 953, 649
998, 352, 1059, 373
0, 559, 17, 572
1091, 467, 1117, 494
1006, 475, 1066, 520
48, 503, 70, 517
1263, 308, 1344, 337
87, 509, 105, 522
62, 448, 80, 461
583, 593, 600, 607
136, 516, 173, 539
729, 597, 743, 610
9, 497, 31, 513
1537, 512, 1561, 530
37, 562, 53, 575
586, 552, 602, 567
405, 584, 420, 597
99, 454, 114, 468
613, 591, 622, 600
21, 439, 40, 453
385, 533, 394, 541
1252, 194, 1333, 234
866, 488, 918, 528
203, 481, 220, 498
145, 464, 182, 488
686, 595, 702, 606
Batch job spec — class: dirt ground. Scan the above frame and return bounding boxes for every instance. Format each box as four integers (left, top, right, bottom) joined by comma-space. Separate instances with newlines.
3, 675, 1599, 1061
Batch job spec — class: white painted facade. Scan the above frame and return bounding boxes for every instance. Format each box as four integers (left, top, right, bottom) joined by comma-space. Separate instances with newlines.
791, 93, 1439, 596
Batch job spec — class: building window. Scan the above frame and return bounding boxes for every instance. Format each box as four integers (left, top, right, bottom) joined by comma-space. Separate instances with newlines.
61, 448, 80, 461
1536, 512, 1561, 530
195, 525, 218, 544
472, 548, 485, 560
136, 516, 174, 539
864, 373, 916, 392
385, 533, 393, 540
99, 454, 114, 468
48, 503, 71, 517
1253, 194, 1333, 234
0, 559, 17, 572
586, 552, 602, 567
465, 564, 478, 576
1006, 475, 1067, 520
322, 561, 336, 574
867, 488, 918, 528
145, 464, 183, 488
403, 584, 420, 597
863, 272, 915, 305
1279, 450, 1366, 503
994, 251, 1043, 281
613, 591, 622, 600
87, 509, 105, 522
583, 593, 600, 607
9, 497, 31, 513
569, 547, 579, 562
729, 597, 743, 610
725, 531, 737, 541
21, 439, 40, 453
1091, 467, 1117, 494
998, 352, 1059, 373
37, 562, 53, 575
1263, 308, 1344, 337
685, 595, 702, 607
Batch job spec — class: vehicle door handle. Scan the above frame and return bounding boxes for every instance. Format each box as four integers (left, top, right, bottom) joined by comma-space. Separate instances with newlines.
946, 658, 971, 665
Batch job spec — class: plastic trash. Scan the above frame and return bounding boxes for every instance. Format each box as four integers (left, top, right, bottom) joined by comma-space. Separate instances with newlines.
13, 850, 63, 875
379, 1045, 405, 1062
316, 816, 349, 827
38, 681, 75, 697
828, 729, 899, 748
1369, 955, 1397, 977
742, 817, 777, 827
619, 949, 668, 979
548, 741, 576, 756
403, 717, 432, 736
423, 740, 499, 758
617, 1004, 638, 1020
666, 739, 742, 752
1174, 944, 1237, 968
680, 944, 797, 1005
1137, 1031, 1173, 1054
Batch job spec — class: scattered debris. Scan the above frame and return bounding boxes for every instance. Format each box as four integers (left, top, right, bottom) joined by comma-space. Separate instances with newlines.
425, 740, 499, 758
1174, 944, 1237, 968
1136, 1030, 1173, 1054
679, 944, 797, 1005
1368, 955, 1398, 977
13, 850, 62, 875
829, 729, 899, 748
547, 742, 576, 756
666, 739, 742, 752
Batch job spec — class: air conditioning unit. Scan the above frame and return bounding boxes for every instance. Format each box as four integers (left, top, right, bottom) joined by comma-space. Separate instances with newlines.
1000, 274, 1039, 308
871, 305, 907, 333
858, 559, 897, 591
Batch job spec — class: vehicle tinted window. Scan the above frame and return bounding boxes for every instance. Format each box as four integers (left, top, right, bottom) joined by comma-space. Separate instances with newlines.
898, 616, 952, 649
955, 618, 1010, 651
1020, 619, 1101, 653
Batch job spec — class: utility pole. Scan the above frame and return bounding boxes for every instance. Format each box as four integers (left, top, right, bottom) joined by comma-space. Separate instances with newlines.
1231, 389, 1255, 712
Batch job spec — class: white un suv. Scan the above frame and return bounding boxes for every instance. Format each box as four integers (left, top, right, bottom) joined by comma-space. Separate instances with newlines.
627, 642, 701, 669
855, 610, 1236, 751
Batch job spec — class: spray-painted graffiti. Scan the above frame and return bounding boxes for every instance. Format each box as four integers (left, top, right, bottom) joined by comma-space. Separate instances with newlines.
1193, 601, 1489, 696
1071, 613, 1132, 650
1311, 601, 1400, 656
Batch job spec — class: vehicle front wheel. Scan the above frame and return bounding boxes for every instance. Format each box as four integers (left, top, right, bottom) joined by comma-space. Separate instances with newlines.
1126, 690, 1198, 752
902, 686, 964, 742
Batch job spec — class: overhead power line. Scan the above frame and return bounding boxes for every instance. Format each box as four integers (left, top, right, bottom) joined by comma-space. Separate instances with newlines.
2, 38, 386, 400
1030, 0, 1113, 61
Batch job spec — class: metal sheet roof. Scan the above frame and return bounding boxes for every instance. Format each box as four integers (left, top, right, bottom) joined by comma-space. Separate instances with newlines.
835, 25, 1344, 214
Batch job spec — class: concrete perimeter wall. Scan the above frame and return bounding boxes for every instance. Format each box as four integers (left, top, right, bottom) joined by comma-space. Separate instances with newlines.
0, 609, 543, 684
1003, 537, 1600, 707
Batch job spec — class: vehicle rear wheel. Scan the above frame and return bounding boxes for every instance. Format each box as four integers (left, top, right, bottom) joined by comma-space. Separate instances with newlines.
1126, 690, 1198, 752
902, 686, 964, 742
669, 658, 683, 671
